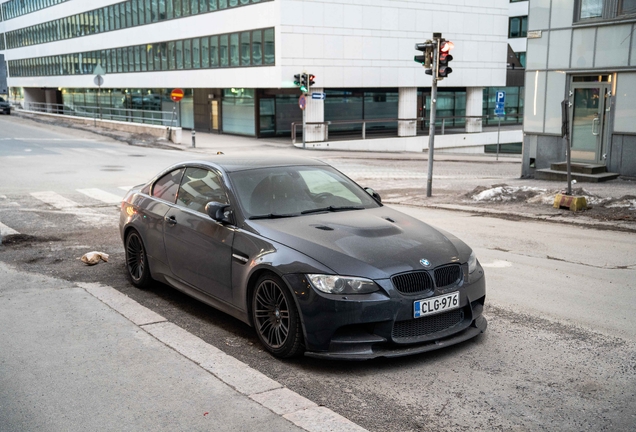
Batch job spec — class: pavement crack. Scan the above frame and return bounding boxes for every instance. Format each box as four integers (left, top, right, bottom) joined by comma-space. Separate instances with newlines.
546, 255, 635, 270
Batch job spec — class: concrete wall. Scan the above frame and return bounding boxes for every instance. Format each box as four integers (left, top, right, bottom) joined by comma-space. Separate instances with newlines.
18, 108, 183, 143
521, 134, 565, 177
609, 134, 636, 177
297, 129, 524, 153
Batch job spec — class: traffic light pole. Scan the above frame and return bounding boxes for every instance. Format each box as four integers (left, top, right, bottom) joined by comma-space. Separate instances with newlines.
426, 38, 439, 198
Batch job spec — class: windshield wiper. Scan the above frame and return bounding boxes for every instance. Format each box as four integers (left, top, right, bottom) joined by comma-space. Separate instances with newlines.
301, 206, 364, 215
249, 213, 299, 220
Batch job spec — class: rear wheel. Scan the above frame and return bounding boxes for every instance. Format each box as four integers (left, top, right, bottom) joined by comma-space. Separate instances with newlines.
125, 230, 151, 288
252, 273, 304, 358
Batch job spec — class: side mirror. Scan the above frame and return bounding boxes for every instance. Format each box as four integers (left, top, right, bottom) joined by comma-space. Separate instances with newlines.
364, 187, 382, 203
205, 201, 231, 222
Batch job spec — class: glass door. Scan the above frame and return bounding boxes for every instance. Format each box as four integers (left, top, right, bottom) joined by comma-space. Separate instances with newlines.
569, 82, 611, 164
210, 100, 220, 132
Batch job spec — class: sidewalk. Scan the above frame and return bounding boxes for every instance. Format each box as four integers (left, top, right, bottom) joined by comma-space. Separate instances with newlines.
0, 262, 366, 432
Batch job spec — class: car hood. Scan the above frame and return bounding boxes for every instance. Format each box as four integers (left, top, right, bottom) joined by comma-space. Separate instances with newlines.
246, 207, 466, 280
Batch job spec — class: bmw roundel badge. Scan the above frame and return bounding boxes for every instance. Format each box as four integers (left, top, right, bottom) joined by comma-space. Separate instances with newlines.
420, 259, 431, 267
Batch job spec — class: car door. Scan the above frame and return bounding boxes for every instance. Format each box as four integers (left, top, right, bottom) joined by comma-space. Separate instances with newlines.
163, 167, 235, 303
139, 167, 185, 268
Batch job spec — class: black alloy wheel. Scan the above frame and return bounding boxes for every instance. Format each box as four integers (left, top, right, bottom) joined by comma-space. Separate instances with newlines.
252, 274, 304, 358
125, 230, 151, 288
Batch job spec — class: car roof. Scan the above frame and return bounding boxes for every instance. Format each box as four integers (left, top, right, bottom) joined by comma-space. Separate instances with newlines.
186, 155, 329, 173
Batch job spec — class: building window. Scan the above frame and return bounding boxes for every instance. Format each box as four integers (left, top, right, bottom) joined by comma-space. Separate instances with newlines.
620, 0, 636, 14
516, 52, 526, 68
7, 28, 275, 78
3, 0, 273, 50
580, 0, 604, 18
509, 16, 528, 38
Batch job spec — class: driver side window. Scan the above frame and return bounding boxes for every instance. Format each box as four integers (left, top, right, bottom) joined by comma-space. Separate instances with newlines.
176, 167, 228, 214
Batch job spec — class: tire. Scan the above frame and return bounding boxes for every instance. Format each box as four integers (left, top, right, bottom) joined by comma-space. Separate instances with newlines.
125, 230, 151, 288
252, 273, 304, 358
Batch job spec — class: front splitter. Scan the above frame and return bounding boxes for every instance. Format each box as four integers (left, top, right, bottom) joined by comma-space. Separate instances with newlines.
304, 316, 487, 361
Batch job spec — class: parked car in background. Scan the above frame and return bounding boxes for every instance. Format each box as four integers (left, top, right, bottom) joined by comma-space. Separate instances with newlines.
119, 156, 487, 360
0, 97, 11, 115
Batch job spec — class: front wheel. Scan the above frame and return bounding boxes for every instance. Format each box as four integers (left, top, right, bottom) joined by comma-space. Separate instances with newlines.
125, 230, 151, 288
252, 273, 304, 358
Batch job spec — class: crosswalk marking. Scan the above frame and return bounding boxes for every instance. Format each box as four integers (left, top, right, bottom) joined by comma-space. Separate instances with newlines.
119, 186, 133, 191
31, 191, 84, 210
0, 221, 19, 236
77, 188, 124, 205
30, 191, 111, 226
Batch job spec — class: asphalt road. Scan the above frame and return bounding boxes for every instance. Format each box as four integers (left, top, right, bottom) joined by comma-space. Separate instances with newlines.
1, 116, 635, 431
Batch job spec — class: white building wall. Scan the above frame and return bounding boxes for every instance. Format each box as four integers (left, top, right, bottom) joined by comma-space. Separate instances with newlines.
279, 0, 509, 89
2, 0, 509, 90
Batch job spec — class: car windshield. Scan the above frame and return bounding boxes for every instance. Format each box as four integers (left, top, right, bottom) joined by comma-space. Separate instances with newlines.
228, 165, 380, 218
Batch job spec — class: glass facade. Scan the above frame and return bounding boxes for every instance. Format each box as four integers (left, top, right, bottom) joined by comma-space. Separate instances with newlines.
222, 88, 255, 135
60, 87, 188, 126
483, 87, 524, 125
8, 28, 275, 77
4, 0, 271, 49
0, 33, 5, 51
1, 0, 69, 21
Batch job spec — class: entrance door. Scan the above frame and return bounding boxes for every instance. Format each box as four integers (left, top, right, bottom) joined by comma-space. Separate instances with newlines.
569, 82, 611, 164
210, 100, 220, 133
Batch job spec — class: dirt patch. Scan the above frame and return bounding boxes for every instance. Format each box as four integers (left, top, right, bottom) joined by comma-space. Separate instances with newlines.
1, 234, 61, 247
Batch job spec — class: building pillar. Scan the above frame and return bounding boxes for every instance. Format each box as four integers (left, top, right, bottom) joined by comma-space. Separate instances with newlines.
398, 87, 417, 137
465, 87, 484, 133
305, 88, 325, 142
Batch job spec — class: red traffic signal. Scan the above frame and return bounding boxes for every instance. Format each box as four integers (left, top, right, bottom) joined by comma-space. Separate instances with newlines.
438, 40, 454, 79
308, 74, 316, 86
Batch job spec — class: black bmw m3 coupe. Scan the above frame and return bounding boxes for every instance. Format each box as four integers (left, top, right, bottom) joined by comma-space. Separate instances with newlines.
120, 155, 486, 360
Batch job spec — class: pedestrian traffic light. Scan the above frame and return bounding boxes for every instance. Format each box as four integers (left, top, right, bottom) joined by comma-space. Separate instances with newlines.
414, 42, 434, 76
308, 74, 315, 87
438, 40, 454, 79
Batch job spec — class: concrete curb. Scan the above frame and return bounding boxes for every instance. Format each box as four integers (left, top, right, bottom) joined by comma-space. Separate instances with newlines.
77, 282, 369, 432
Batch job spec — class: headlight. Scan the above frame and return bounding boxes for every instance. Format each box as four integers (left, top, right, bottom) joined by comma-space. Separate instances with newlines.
468, 251, 477, 274
307, 274, 378, 294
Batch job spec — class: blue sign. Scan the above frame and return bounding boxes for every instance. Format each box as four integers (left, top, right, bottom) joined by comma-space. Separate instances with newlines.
311, 92, 326, 100
495, 107, 505, 117
496, 91, 506, 104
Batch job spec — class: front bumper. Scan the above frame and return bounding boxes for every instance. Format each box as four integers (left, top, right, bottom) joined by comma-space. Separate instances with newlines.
284, 268, 486, 360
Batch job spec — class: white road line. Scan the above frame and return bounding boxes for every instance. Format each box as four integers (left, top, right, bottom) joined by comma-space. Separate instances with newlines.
31, 191, 83, 210
0, 221, 19, 236
77, 188, 124, 205
481, 260, 513, 268
119, 186, 133, 191
79, 282, 369, 432
30, 191, 111, 226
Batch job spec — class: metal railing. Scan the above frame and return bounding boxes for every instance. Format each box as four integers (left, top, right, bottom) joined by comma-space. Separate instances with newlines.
291, 114, 522, 144
24, 102, 179, 127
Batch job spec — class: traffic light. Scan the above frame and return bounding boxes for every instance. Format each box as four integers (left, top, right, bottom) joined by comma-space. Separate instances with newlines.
438, 40, 454, 79
414, 42, 434, 76
308, 74, 315, 87
294, 73, 302, 89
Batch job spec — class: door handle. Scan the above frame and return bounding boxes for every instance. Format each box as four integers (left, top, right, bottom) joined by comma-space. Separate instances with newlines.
165, 215, 177, 226
592, 117, 600, 136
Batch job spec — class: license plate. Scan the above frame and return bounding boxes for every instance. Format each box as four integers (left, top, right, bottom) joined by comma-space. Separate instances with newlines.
414, 292, 460, 318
